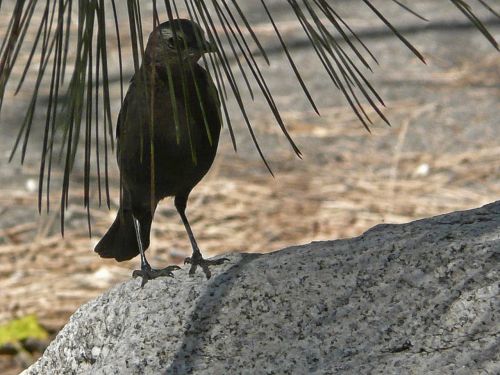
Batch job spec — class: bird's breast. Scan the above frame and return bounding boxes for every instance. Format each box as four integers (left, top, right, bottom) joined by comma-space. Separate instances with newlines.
117, 64, 222, 199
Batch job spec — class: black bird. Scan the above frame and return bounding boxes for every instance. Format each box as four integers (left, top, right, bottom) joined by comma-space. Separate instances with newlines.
95, 19, 227, 285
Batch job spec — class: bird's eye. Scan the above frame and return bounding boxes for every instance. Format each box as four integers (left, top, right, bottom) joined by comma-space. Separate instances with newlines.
166, 37, 175, 49
166, 36, 183, 49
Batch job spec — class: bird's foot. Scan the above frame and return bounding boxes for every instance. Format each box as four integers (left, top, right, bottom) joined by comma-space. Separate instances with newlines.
132, 264, 181, 287
184, 253, 229, 279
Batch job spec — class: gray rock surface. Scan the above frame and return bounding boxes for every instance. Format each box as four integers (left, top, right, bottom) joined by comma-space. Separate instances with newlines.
26, 202, 499, 374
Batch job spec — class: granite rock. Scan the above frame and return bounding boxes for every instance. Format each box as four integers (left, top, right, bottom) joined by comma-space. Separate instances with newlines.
25, 202, 500, 374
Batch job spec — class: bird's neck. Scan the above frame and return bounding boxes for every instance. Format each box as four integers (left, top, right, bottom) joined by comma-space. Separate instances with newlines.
140, 60, 197, 82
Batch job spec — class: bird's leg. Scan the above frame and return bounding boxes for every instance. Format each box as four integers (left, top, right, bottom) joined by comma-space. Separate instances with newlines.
133, 216, 151, 271
131, 216, 180, 287
175, 196, 228, 279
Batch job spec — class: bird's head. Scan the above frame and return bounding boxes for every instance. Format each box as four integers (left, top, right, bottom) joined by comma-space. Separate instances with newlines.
145, 19, 216, 66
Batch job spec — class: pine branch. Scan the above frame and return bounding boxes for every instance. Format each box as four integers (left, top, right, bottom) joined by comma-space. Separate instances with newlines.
0, 0, 497, 231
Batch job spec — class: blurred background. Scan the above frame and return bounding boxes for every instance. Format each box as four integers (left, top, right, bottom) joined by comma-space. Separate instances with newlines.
0, 0, 499, 373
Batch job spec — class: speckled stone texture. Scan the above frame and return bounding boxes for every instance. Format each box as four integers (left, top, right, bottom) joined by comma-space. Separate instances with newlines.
25, 202, 499, 375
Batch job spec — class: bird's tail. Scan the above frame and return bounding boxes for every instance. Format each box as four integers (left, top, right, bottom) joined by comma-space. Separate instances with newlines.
94, 208, 151, 262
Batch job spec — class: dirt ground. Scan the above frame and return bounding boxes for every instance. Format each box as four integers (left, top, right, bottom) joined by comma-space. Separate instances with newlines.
0, 1, 499, 373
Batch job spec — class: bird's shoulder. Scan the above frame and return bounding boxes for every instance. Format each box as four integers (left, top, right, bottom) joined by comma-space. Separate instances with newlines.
116, 64, 221, 139
192, 64, 220, 110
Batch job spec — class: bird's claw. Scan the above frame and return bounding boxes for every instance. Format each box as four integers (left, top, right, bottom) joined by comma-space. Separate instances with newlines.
184, 256, 229, 279
132, 265, 181, 287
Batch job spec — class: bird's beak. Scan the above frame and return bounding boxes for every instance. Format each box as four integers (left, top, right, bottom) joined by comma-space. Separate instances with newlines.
186, 39, 216, 60
203, 40, 217, 53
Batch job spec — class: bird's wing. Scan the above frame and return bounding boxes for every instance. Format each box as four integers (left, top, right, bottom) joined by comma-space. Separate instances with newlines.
202, 68, 222, 125
116, 88, 130, 140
